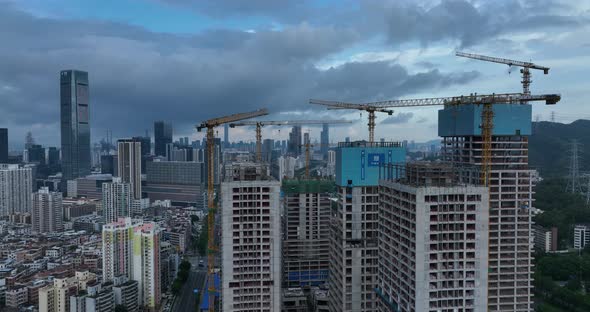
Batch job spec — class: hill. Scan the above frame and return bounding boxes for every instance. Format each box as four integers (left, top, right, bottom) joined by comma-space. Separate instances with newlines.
529, 120, 590, 177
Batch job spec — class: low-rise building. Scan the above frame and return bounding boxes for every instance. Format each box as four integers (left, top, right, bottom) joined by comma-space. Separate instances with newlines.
574, 224, 590, 250
113, 275, 139, 312
6, 285, 28, 308
533, 224, 558, 252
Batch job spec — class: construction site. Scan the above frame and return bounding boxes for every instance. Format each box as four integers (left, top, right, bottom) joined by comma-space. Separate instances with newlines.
196, 51, 561, 312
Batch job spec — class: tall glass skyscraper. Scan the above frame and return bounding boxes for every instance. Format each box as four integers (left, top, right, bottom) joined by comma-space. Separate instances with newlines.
60, 70, 91, 181
154, 121, 172, 157
321, 123, 329, 159
0, 128, 7, 163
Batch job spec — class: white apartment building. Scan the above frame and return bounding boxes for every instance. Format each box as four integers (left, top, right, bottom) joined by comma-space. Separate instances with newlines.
220, 162, 281, 312
102, 218, 161, 310
377, 163, 489, 312
102, 178, 132, 223
0, 164, 32, 216
32, 187, 63, 233
574, 224, 590, 249
39, 276, 78, 312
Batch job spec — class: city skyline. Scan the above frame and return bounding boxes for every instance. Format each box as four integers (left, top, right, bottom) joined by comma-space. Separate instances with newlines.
0, 1, 587, 312
0, 1, 588, 148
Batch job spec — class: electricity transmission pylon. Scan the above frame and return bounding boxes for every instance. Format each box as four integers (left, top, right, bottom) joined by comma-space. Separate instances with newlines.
566, 139, 582, 194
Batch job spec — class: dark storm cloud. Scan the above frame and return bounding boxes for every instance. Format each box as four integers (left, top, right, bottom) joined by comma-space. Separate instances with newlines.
312, 62, 479, 102
377, 0, 586, 47
157, 0, 314, 22
381, 112, 414, 125
0, 4, 480, 144
157, 0, 587, 48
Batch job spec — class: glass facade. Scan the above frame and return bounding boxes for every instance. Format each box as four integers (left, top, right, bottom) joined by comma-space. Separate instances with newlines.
0, 128, 7, 163
154, 121, 172, 157
60, 70, 91, 181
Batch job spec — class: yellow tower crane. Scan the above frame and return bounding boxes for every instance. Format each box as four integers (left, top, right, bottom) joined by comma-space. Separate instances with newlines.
311, 92, 560, 185
196, 108, 269, 312
456, 51, 550, 95
298, 141, 337, 179
229, 119, 352, 162
309, 99, 393, 143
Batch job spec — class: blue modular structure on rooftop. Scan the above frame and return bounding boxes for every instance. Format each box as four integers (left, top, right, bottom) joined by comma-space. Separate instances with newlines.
438, 103, 532, 137
335, 141, 406, 187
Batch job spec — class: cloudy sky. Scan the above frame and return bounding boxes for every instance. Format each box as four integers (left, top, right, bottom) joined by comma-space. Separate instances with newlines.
1, 0, 589, 149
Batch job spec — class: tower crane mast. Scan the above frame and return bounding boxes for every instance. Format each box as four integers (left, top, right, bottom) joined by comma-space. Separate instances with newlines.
229, 119, 351, 162
196, 108, 269, 312
456, 51, 550, 95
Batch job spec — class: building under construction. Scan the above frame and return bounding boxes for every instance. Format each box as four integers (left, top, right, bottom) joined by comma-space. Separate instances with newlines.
376, 162, 489, 312
282, 179, 335, 288
219, 162, 281, 312
440, 103, 535, 311
327, 141, 406, 312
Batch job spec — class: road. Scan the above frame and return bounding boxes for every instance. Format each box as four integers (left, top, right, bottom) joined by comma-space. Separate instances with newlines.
171, 255, 207, 312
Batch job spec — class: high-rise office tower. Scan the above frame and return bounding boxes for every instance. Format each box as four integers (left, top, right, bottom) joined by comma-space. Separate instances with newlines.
102, 218, 161, 310
117, 139, 142, 200
102, 178, 132, 223
101, 155, 116, 175
28, 144, 45, 165
282, 179, 333, 288
440, 104, 535, 311
47, 147, 60, 166
60, 70, 91, 181
132, 136, 151, 156
32, 187, 63, 233
0, 164, 32, 216
262, 138, 274, 163
328, 141, 405, 312
376, 162, 489, 312
154, 121, 172, 157
0, 128, 7, 163
224, 123, 230, 148
25, 131, 35, 150
288, 126, 302, 156
220, 163, 281, 311
321, 123, 329, 159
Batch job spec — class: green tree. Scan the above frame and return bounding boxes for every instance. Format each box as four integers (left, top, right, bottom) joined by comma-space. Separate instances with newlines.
115, 305, 128, 312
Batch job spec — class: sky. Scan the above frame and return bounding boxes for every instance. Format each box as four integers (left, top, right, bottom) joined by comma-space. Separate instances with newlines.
0, 0, 589, 149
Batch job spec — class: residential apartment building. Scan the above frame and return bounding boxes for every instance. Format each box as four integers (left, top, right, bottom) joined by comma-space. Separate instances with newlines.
533, 224, 558, 252
220, 162, 281, 311
102, 218, 161, 310
118, 139, 142, 200
440, 103, 536, 310
282, 179, 333, 288
327, 141, 405, 312
102, 178, 132, 223
113, 275, 139, 312
32, 187, 64, 233
39, 276, 78, 312
0, 164, 33, 216
376, 162, 489, 312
